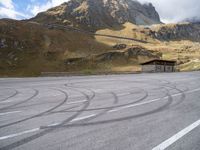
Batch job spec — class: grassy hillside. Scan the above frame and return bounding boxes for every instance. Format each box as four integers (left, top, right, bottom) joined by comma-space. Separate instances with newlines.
0, 19, 111, 76
0, 20, 200, 76
0, 20, 160, 76
95, 22, 158, 45
95, 22, 200, 72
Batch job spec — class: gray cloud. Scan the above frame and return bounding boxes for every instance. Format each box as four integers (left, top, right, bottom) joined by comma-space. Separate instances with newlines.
137, 0, 200, 23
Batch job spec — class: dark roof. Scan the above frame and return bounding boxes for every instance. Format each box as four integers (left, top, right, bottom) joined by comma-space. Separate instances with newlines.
140, 59, 176, 65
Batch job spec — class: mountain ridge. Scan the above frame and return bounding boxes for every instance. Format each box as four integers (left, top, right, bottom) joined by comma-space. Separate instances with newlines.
0, 0, 200, 76
30, 0, 161, 30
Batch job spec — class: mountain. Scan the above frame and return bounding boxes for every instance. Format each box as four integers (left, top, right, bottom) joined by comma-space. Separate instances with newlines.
30, 0, 161, 29
148, 22, 200, 42
183, 17, 200, 23
1, 0, 200, 76
0, 19, 159, 76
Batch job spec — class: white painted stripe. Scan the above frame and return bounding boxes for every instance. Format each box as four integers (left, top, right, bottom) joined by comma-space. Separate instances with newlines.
117, 92, 131, 97
0, 128, 40, 141
0, 111, 21, 116
152, 119, 200, 150
46, 123, 60, 127
187, 88, 200, 94
1, 87, 200, 142
0, 114, 97, 141
71, 114, 96, 122
0, 100, 13, 104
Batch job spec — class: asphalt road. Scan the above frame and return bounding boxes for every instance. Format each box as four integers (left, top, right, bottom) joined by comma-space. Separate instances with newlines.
0, 72, 200, 150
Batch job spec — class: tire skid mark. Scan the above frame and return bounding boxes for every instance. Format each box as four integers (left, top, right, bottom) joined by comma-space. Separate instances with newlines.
9, 100, 69, 110
52, 86, 173, 127
52, 81, 169, 126
42, 86, 95, 115
50, 86, 147, 115
0, 89, 39, 111
167, 85, 187, 107
61, 84, 148, 112
64, 80, 173, 126
0, 78, 189, 149
59, 91, 121, 124
51, 86, 143, 114
67, 92, 121, 124
48, 105, 80, 115
46, 87, 151, 128
0, 85, 94, 150
0, 89, 19, 102
156, 79, 188, 107
40, 86, 95, 127
0, 88, 68, 129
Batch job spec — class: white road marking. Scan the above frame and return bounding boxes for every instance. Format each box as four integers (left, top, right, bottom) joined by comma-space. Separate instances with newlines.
0, 100, 13, 104
70, 114, 96, 122
187, 88, 200, 94
0, 113, 96, 141
1, 87, 200, 142
46, 123, 60, 127
0, 113, 97, 141
117, 92, 131, 97
0, 128, 40, 141
152, 119, 200, 150
0, 111, 21, 116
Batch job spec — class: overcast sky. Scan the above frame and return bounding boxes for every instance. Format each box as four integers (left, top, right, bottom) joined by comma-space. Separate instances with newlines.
138, 0, 200, 23
0, 0, 199, 23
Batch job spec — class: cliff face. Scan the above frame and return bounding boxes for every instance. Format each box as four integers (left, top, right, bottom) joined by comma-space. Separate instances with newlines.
30, 0, 161, 29
151, 23, 200, 42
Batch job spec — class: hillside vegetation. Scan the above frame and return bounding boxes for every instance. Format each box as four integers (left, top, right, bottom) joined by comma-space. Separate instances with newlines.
0, 19, 111, 76
0, 19, 161, 76
0, 0, 200, 76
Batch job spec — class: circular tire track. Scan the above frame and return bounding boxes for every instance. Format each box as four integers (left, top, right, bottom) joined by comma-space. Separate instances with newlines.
63, 84, 149, 112
58, 87, 173, 127
0, 85, 95, 150
0, 89, 39, 111
156, 79, 188, 107
0, 89, 19, 102
0, 88, 68, 129
0, 78, 188, 150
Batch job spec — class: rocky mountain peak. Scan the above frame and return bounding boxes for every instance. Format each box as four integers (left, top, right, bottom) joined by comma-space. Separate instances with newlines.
30, 0, 161, 29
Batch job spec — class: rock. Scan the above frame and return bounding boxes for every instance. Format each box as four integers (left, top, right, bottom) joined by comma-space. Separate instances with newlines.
151, 23, 200, 42
113, 44, 127, 50
0, 38, 7, 48
30, 0, 161, 29
96, 46, 159, 62
14, 41, 19, 48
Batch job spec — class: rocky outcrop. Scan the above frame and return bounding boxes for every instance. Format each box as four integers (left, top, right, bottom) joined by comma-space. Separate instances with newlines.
113, 44, 127, 50
30, 0, 161, 29
95, 46, 160, 62
151, 23, 200, 42
65, 46, 160, 65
